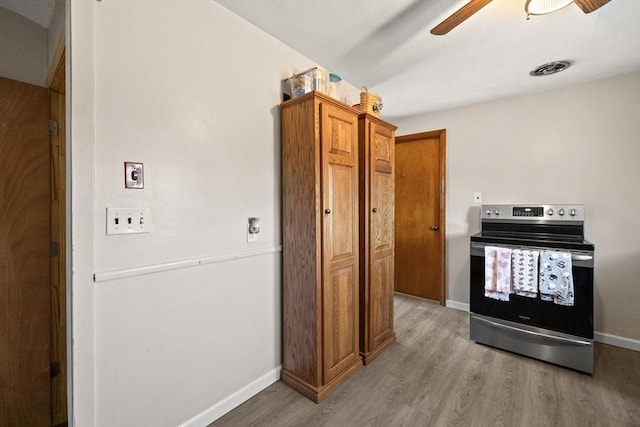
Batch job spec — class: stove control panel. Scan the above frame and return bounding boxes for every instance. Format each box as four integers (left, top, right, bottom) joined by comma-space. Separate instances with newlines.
513, 206, 544, 217
481, 204, 585, 222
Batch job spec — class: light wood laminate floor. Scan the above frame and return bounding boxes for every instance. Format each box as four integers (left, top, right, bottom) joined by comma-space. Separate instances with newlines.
212, 293, 640, 427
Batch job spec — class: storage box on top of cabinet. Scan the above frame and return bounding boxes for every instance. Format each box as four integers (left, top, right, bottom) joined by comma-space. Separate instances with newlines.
283, 67, 329, 100
281, 91, 362, 403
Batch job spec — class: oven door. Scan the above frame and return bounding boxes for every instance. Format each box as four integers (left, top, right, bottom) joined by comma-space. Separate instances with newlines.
470, 241, 594, 339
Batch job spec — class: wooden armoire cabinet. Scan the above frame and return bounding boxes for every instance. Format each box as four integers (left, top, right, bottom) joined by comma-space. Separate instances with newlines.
281, 92, 362, 403
358, 113, 397, 364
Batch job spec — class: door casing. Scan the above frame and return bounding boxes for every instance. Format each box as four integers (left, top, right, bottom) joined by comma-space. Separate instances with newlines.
48, 46, 68, 427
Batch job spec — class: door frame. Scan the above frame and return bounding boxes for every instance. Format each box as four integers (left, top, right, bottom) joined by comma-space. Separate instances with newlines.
395, 130, 447, 305
47, 33, 68, 427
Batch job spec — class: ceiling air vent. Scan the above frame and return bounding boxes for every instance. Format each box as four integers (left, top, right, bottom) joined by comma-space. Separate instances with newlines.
529, 60, 571, 76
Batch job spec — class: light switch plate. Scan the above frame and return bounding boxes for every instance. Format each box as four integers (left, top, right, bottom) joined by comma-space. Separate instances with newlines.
125, 162, 144, 189
106, 208, 151, 235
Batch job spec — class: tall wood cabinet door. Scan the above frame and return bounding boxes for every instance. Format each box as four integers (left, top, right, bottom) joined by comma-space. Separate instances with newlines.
320, 102, 360, 384
369, 122, 395, 348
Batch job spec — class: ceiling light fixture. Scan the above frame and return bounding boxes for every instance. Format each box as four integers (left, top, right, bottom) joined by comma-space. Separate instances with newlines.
525, 0, 574, 19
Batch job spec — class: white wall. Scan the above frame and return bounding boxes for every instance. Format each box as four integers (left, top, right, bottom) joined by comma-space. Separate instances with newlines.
0, 7, 48, 86
0, 0, 65, 86
48, 0, 65, 68
69, 1, 360, 426
394, 72, 640, 342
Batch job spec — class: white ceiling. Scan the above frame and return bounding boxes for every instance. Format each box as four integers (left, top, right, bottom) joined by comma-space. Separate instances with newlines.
0, 0, 55, 28
216, 0, 640, 120
2, 0, 638, 119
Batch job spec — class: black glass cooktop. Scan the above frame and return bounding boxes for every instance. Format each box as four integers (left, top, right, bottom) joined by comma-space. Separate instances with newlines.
471, 232, 594, 251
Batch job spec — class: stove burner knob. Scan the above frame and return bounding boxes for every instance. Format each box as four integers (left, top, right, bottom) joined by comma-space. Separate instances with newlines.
558, 208, 565, 216
494, 208, 501, 216
485, 209, 492, 216
570, 208, 577, 216
547, 208, 554, 216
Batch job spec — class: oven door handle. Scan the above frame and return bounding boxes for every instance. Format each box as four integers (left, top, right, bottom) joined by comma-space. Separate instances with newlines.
473, 316, 592, 346
572, 254, 593, 261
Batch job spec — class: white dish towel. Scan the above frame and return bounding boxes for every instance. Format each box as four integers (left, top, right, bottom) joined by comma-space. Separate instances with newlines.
484, 246, 512, 301
512, 249, 539, 298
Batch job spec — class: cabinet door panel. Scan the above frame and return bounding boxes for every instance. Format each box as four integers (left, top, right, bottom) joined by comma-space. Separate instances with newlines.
369, 122, 395, 348
371, 123, 394, 254
321, 101, 359, 384
371, 254, 394, 346
374, 125, 392, 172
326, 163, 356, 262
322, 103, 358, 267
323, 265, 359, 383
373, 172, 393, 251
327, 109, 356, 156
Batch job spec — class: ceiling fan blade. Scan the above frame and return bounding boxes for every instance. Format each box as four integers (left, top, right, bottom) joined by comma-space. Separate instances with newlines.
430, 0, 493, 35
574, 0, 611, 13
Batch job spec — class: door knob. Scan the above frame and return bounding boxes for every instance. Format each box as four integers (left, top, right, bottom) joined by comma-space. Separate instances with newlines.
431, 225, 439, 231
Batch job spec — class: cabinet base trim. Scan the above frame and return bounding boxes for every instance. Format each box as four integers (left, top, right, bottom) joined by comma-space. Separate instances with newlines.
281, 359, 363, 403
361, 333, 396, 365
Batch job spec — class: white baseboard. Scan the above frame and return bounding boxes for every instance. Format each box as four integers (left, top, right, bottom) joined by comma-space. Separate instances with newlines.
594, 331, 640, 352
446, 299, 639, 353
446, 299, 470, 312
178, 366, 281, 427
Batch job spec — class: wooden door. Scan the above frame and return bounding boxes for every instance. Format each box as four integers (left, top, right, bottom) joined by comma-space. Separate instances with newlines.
321, 102, 360, 384
0, 77, 51, 426
395, 130, 446, 303
368, 121, 395, 348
